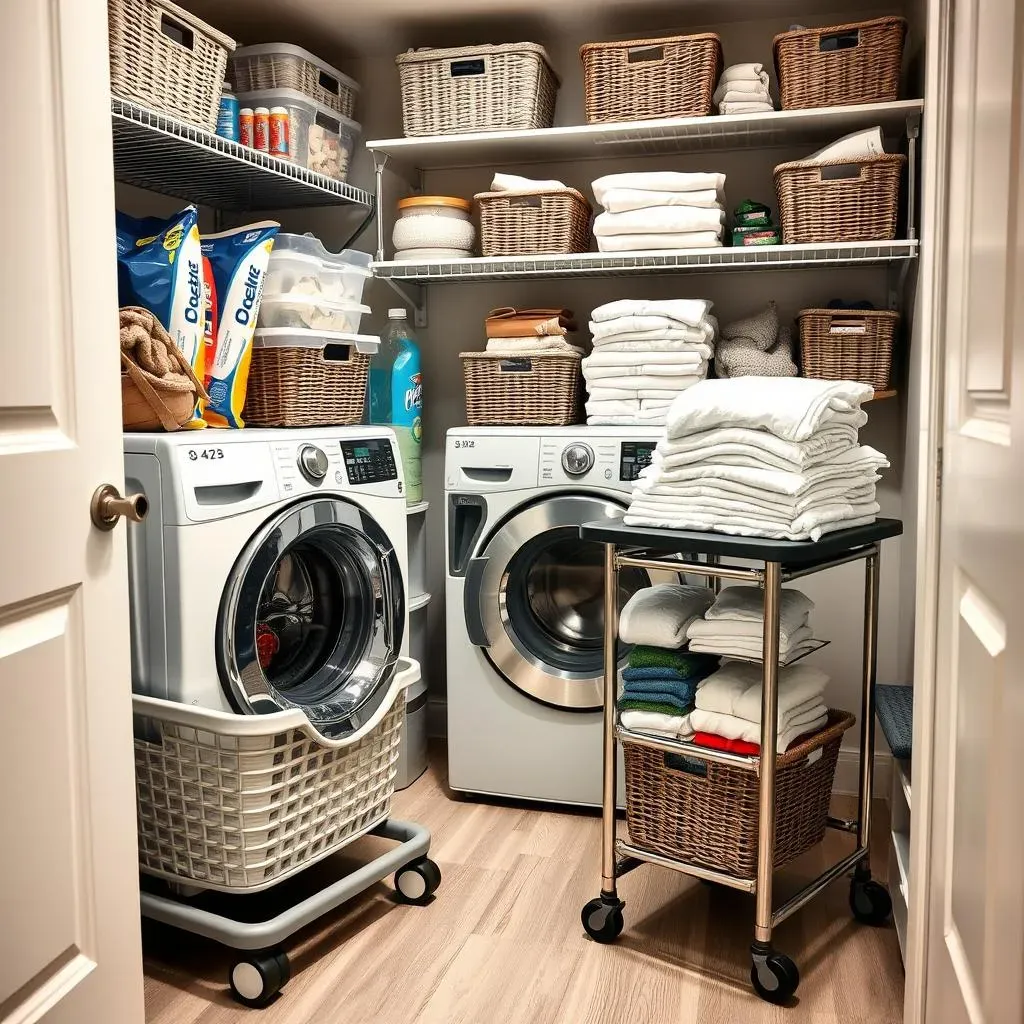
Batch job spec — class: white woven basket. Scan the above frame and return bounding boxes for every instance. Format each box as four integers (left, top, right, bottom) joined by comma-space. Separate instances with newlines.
133, 659, 419, 893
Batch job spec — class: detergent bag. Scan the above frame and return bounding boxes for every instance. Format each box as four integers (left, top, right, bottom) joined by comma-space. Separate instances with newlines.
115, 205, 205, 426
202, 222, 279, 428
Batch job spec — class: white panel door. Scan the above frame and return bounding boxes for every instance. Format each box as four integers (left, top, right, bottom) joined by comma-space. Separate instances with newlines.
0, 1, 145, 1023
925, 0, 1024, 1020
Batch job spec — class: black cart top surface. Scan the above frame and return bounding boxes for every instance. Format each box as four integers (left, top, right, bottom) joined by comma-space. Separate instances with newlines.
579, 517, 903, 564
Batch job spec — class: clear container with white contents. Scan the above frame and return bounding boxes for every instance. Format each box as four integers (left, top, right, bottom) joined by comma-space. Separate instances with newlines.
264, 234, 372, 304
257, 296, 370, 333
392, 196, 475, 255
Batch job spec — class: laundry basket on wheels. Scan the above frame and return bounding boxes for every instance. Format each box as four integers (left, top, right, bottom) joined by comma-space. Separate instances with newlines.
134, 658, 439, 1009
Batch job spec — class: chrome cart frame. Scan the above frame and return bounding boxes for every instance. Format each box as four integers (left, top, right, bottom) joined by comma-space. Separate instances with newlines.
579, 517, 903, 1004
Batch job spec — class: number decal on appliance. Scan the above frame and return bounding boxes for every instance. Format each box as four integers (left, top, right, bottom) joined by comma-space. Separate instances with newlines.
187, 448, 225, 461
454, 440, 475, 449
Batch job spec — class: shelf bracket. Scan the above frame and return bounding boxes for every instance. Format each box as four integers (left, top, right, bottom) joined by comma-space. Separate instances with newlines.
906, 112, 921, 240
383, 278, 427, 329
373, 152, 390, 264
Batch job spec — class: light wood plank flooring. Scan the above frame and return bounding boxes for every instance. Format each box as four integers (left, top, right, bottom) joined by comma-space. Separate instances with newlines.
142, 749, 904, 1023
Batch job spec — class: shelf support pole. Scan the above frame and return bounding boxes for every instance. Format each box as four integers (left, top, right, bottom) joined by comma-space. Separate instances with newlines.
906, 112, 921, 240
373, 152, 389, 264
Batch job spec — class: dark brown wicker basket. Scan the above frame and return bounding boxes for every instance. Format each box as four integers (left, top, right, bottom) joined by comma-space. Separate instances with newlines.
476, 188, 592, 257
799, 308, 899, 391
624, 710, 855, 879
579, 34, 723, 124
774, 153, 905, 244
461, 352, 582, 425
773, 17, 907, 110
243, 343, 369, 427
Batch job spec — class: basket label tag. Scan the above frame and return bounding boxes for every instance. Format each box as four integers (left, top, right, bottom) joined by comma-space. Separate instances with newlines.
499, 358, 533, 372
450, 59, 486, 77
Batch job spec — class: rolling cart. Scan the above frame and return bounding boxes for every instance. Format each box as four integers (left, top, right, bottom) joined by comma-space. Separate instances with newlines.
578, 518, 903, 1004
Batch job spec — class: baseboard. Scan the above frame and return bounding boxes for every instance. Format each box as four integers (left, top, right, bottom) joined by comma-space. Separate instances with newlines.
427, 695, 448, 739
833, 748, 892, 797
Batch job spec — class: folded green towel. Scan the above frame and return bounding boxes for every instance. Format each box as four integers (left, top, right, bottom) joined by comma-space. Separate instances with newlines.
628, 646, 720, 675
618, 698, 695, 717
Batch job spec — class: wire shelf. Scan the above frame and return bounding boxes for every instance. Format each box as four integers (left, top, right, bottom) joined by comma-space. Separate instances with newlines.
694, 638, 832, 667
111, 97, 373, 212
371, 242, 918, 283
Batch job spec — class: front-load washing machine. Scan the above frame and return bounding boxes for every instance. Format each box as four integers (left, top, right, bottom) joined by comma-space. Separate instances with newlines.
124, 428, 409, 741
445, 426, 671, 806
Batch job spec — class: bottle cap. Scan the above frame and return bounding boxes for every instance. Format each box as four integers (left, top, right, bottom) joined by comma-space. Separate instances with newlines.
388, 308, 408, 319
223, 82, 233, 90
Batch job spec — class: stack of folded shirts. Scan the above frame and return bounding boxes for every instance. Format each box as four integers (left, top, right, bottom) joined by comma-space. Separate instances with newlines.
687, 585, 817, 663
484, 307, 583, 355
714, 63, 775, 115
691, 661, 829, 754
583, 299, 717, 425
715, 301, 797, 378
591, 171, 726, 252
624, 377, 890, 541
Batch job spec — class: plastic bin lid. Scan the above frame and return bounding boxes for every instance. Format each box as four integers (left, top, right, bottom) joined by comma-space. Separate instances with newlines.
234, 87, 362, 131
259, 295, 371, 314
270, 234, 372, 273
232, 42, 361, 93
253, 328, 379, 353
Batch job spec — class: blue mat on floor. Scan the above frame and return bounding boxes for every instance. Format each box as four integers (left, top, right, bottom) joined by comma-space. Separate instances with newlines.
876, 684, 913, 760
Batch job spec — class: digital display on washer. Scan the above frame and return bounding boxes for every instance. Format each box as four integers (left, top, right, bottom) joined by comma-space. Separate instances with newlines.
341, 438, 398, 484
619, 441, 656, 482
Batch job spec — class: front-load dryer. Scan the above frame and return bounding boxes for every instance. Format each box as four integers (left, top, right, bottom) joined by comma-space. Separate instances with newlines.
124, 428, 409, 741
445, 426, 670, 807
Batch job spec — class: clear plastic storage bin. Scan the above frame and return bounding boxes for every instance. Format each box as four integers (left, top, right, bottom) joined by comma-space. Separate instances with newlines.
258, 296, 370, 334
264, 234, 372, 305
236, 87, 361, 180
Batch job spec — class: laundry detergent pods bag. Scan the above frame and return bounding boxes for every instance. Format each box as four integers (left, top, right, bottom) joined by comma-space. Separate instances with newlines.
201, 221, 279, 428
115, 205, 206, 426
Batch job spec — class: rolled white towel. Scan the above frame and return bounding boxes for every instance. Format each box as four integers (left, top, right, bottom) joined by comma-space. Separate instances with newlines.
718, 63, 770, 86
592, 171, 726, 207
713, 78, 772, 103
491, 172, 568, 192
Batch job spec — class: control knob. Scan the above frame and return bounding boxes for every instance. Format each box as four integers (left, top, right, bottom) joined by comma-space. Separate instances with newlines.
561, 442, 594, 477
298, 444, 329, 482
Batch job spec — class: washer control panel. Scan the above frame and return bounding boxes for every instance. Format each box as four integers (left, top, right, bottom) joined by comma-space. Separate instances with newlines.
560, 442, 594, 476
341, 438, 398, 485
619, 441, 656, 482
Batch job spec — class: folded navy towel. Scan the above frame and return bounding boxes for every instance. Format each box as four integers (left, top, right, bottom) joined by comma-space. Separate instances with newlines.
620, 688, 694, 713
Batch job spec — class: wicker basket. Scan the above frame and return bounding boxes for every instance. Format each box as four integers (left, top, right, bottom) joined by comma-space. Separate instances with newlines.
624, 710, 855, 878
799, 308, 899, 391
580, 34, 722, 123
461, 352, 582, 426
477, 188, 592, 257
243, 340, 370, 428
397, 43, 559, 136
774, 17, 907, 110
231, 44, 359, 119
774, 154, 905, 244
108, 0, 235, 131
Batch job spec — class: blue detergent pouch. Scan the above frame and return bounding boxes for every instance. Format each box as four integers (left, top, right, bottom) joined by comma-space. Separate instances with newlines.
201, 221, 279, 428
116, 205, 205, 426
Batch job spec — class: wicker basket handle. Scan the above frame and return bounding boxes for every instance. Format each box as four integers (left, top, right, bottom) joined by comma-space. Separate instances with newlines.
321, 343, 355, 364
818, 162, 869, 183
817, 27, 863, 52
317, 69, 341, 96
507, 195, 543, 212
625, 43, 668, 65
826, 313, 869, 334
449, 57, 488, 78
152, 5, 197, 52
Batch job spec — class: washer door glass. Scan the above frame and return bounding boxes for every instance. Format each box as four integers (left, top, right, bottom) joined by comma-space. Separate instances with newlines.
218, 498, 404, 739
470, 494, 650, 711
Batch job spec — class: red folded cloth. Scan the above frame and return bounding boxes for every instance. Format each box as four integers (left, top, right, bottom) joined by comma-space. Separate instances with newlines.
693, 731, 761, 756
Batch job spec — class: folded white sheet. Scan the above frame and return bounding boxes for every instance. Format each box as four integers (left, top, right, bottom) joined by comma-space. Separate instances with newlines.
704, 585, 814, 631
688, 617, 813, 653
713, 78, 771, 103
485, 337, 584, 355
619, 584, 715, 647
619, 709, 695, 740
689, 706, 828, 753
586, 374, 707, 392
588, 387, 690, 402
719, 100, 776, 115
594, 206, 725, 237
592, 299, 712, 326
594, 337, 715, 356
655, 424, 858, 471
590, 414, 669, 426
590, 314, 713, 342
695, 661, 828, 722
586, 400, 673, 418
491, 172, 568, 192
596, 231, 724, 252
584, 350, 708, 370
663, 378, 874, 442
718, 63, 769, 86
600, 187, 722, 213
592, 171, 726, 206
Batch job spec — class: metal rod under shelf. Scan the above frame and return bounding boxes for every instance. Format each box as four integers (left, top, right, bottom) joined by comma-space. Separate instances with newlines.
615, 840, 756, 893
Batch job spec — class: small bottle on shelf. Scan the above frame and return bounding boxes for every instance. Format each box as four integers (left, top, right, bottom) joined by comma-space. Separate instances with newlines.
215, 83, 239, 142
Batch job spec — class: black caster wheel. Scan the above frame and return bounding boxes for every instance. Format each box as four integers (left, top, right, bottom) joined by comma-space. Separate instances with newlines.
581, 896, 625, 944
850, 876, 892, 925
228, 948, 290, 1009
395, 857, 442, 905
750, 950, 800, 1004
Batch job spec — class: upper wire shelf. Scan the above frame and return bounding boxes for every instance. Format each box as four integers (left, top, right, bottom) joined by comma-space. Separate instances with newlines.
110, 97, 373, 212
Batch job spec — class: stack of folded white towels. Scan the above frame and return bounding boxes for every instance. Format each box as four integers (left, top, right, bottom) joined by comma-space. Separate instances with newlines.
687, 586, 817, 664
691, 661, 829, 754
624, 376, 890, 540
591, 171, 726, 252
583, 298, 717, 425
714, 62, 775, 115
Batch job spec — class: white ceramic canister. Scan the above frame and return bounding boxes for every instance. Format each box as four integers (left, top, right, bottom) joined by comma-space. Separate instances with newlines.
393, 196, 475, 253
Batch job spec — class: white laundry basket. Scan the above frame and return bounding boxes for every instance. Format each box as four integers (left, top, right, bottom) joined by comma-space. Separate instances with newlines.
133, 659, 419, 893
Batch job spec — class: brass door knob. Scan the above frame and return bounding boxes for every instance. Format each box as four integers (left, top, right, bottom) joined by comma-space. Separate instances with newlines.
91, 484, 149, 531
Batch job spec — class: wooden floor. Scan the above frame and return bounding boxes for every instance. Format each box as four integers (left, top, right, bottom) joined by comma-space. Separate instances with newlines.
142, 749, 905, 1023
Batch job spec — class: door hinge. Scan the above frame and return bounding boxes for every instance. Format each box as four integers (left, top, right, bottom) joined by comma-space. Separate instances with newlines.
935, 446, 943, 500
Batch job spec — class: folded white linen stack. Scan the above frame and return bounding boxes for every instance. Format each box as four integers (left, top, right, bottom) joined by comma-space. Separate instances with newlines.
691, 661, 829, 753
583, 299, 717, 425
714, 63, 774, 115
624, 377, 890, 540
591, 171, 726, 253
687, 586, 818, 662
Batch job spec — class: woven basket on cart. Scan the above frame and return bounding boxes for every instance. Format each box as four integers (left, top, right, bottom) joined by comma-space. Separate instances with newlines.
461, 352, 582, 426
231, 44, 359, 119
774, 153, 905, 244
799, 308, 899, 392
477, 188, 592, 257
396, 43, 559, 136
108, 0, 235, 131
243, 340, 370, 428
580, 34, 722, 123
774, 17, 907, 110
623, 710, 856, 879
